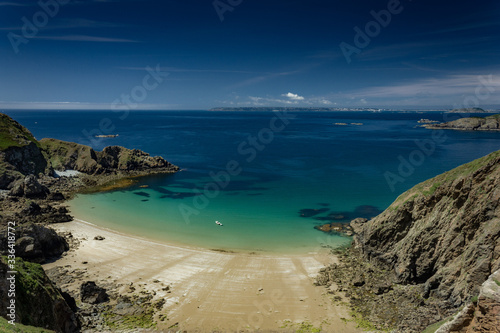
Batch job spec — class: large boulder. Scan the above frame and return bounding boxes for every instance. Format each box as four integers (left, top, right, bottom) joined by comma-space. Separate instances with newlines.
8, 175, 50, 199
80, 281, 108, 304
0, 223, 69, 263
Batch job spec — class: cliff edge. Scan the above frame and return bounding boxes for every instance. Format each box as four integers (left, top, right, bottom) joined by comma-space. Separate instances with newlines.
352, 150, 500, 304
317, 150, 500, 332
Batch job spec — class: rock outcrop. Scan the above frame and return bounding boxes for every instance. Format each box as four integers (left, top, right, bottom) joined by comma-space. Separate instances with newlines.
0, 223, 69, 264
424, 114, 500, 131
316, 150, 500, 332
0, 113, 49, 188
0, 257, 79, 332
9, 175, 50, 198
40, 138, 179, 176
80, 281, 108, 304
352, 150, 500, 306
435, 269, 500, 333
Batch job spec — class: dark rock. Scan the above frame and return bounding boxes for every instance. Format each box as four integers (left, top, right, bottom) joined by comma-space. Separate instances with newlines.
80, 281, 108, 304
21, 201, 42, 215
0, 223, 68, 263
47, 191, 65, 201
8, 175, 49, 198
352, 276, 365, 287
94, 235, 105, 241
60, 290, 79, 313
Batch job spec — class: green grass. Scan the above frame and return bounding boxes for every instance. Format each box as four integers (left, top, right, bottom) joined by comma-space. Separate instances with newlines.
422, 318, 449, 333
0, 316, 54, 333
0, 114, 39, 151
493, 278, 500, 286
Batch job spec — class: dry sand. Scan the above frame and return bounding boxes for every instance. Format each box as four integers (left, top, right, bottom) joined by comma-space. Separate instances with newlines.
43, 220, 361, 332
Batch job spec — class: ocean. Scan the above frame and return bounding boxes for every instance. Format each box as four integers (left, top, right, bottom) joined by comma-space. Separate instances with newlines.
5, 110, 500, 253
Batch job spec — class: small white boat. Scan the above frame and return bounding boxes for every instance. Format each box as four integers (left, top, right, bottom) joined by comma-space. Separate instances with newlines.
215, 221, 223, 226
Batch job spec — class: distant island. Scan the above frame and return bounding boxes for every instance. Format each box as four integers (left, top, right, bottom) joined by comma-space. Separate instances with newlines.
447, 107, 488, 113
209, 107, 498, 112
210, 107, 387, 112
423, 114, 500, 131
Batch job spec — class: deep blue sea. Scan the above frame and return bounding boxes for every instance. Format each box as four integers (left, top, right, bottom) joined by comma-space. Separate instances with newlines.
4, 110, 500, 253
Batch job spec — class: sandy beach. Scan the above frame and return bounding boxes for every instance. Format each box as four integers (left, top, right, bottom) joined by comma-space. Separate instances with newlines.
43, 219, 361, 332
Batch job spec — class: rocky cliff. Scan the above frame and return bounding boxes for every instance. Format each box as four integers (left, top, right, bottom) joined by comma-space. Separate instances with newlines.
352, 150, 500, 305
424, 114, 500, 131
40, 138, 179, 176
317, 150, 500, 332
0, 113, 49, 188
435, 269, 500, 333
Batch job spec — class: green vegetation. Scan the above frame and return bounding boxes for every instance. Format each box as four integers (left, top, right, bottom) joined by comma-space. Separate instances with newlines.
494, 278, 500, 286
0, 114, 40, 151
471, 295, 479, 303
422, 318, 449, 333
0, 317, 54, 333
104, 309, 156, 331
349, 311, 390, 331
279, 320, 323, 333
0, 257, 65, 331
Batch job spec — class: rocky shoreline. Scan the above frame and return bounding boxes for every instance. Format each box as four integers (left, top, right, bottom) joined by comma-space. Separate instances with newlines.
0, 112, 180, 332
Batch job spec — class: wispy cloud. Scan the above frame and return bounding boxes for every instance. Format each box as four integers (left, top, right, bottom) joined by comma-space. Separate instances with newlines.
348, 74, 500, 99
0, 18, 129, 31
228, 69, 303, 89
35, 35, 139, 43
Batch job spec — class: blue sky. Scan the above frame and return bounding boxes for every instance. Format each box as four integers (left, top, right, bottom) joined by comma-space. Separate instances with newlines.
1, 0, 500, 110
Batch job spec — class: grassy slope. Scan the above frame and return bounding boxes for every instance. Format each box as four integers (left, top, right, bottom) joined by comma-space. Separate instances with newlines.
391, 150, 500, 210
0, 317, 54, 333
0, 114, 39, 151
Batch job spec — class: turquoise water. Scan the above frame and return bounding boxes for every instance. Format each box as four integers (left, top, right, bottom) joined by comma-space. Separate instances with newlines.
6, 110, 500, 253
